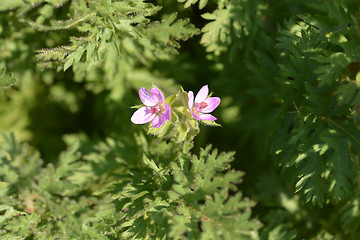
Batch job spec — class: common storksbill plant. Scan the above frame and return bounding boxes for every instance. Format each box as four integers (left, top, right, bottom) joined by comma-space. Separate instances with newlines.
3, 0, 360, 239
131, 85, 221, 139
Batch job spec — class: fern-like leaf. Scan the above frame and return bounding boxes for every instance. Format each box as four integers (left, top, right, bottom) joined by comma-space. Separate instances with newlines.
0, 67, 16, 95
168, 144, 261, 239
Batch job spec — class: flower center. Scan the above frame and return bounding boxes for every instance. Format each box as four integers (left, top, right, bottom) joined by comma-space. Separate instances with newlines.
192, 101, 208, 114
200, 102, 208, 108
150, 103, 164, 115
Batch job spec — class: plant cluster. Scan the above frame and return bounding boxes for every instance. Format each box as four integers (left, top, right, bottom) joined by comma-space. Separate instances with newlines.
1, 0, 360, 239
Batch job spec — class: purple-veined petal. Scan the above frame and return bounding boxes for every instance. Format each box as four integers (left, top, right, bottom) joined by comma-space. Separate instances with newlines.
188, 91, 194, 109
139, 87, 157, 106
202, 97, 221, 113
190, 110, 201, 120
199, 113, 217, 121
149, 87, 165, 103
131, 107, 156, 124
163, 103, 171, 121
195, 85, 209, 103
152, 115, 166, 128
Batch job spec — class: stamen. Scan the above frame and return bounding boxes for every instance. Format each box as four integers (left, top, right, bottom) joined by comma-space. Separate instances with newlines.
150, 104, 164, 115
150, 106, 157, 114
200, 102, 208, 109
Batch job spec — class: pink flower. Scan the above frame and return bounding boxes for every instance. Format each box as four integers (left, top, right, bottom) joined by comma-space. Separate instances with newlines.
188, 85, 220, 121
131, 87, 171, 128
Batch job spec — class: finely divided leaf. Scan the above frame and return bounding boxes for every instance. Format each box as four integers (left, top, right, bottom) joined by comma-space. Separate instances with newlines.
0, 67, 16, 95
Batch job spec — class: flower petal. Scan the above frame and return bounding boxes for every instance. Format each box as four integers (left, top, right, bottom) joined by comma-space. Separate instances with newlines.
149, 87, 165, 103
131, 107, 155, 124
202, 97, 220, 113
163, 103, 171, 121
199, 113, 217, 121
152, 115, 165, 128
188, 91, 194, 109
139, 87, 157, 106
195, 85, 209, 103
190, 110, 201, 120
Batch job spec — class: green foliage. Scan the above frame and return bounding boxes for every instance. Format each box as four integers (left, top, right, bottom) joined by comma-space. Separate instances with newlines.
168, 144, 261, 239
200, 0, 265, 57
0, 66, 16, 96
177, 0, 209, 9
29, 0, 199, 72
272, 1, 360, 206
1, 132, 259, 239
0, 133, 117, 239
109, 140, 260, 239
